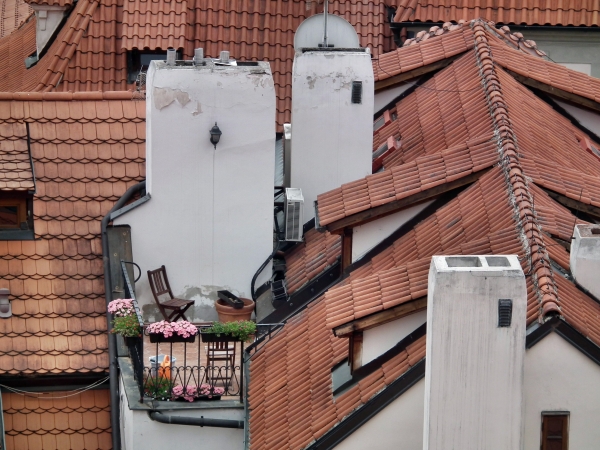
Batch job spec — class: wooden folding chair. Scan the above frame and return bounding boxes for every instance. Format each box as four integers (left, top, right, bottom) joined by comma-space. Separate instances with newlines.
147, 265, 194, 321
205, 341, 236, 389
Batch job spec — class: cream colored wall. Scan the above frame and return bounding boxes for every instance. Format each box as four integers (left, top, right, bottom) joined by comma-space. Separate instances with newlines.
524, 332, 600, 450
334, 379, 425, 450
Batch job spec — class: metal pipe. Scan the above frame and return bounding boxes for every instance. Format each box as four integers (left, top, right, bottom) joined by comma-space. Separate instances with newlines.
102, 181, 147, 450
149, 411, 244, 428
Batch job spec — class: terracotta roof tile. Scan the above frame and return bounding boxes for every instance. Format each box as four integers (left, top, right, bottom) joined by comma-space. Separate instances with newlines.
3, 389, 112, 450
394, 0, 600, 26
0, 99, 144, 375
0, 0, 31, 39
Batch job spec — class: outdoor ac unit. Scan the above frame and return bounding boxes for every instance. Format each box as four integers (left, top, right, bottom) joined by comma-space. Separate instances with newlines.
284, 188, 304, 242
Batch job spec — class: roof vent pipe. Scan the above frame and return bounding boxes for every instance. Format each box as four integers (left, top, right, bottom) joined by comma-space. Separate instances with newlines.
0, 288, 11, 318
194, 48, 204, 65
220, 51, 230, 63
166, 48, 176, 66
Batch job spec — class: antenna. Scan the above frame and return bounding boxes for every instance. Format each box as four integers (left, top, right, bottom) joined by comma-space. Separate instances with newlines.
294, 13, 360, 50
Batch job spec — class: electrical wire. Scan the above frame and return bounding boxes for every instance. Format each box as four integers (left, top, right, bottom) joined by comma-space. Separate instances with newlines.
0, 376, 110, 398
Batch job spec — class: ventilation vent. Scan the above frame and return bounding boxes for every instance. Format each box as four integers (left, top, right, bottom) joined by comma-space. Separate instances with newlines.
351, 81, 362, 104
284, 188, 304, 242
498, 299, 513, 327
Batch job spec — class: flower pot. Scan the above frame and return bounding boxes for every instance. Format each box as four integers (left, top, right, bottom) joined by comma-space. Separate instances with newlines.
174, 395, 222, 402
215, 297, 255, 323
124, 336, 141, 347
149, 333, 197, 343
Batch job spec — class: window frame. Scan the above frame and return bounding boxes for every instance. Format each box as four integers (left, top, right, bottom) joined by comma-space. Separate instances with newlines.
541, 411, 569, 450
0, 193, 34, 240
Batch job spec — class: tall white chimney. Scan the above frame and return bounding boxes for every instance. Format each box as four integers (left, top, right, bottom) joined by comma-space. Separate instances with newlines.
290, 48, 374, 221
424, 255, 526, 450
570, 224, 600, 298
114, 59, 275, 320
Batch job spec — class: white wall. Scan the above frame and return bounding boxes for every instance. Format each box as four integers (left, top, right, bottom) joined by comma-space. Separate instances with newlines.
291, 50, 374, 221
554, 99, 600, 137
31, 5, 68, 55
335, 379, 425, 450
114, 61, 276, 322
362, 310, 427, 365
373, 81, 418, 114
424, 255, 526, 450
524, 332, 600, 450
352, 201, 434, 263
570, 225, 600, 299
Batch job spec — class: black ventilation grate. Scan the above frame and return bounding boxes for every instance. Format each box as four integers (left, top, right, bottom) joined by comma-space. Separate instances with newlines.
351, 81, 362, 104
498, 299, 513, 327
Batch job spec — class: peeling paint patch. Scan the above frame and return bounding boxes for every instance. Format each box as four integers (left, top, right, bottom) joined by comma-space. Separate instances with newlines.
192, 101, 203, 116
153, 87, 191, 110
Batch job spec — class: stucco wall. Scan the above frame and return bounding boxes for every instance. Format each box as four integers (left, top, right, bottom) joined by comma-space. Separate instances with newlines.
362, 310, 427, 364
352, 201, 433, 263
524, 332, 600, 450
291, 50, 374, 221
114, 61, 275, 322
334, 379, 425, 450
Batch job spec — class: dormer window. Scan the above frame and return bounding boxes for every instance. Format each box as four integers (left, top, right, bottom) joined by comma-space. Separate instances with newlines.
127, 49, 183, 84
0, 194, 34, 240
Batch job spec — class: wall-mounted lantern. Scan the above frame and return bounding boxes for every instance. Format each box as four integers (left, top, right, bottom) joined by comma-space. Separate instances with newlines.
210, 122, 222, 149
0, 288, 11, 318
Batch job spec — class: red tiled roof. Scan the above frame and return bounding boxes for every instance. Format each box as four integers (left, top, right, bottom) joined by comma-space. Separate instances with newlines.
251, 21, 600, 448
318, 135, 498, 226
3, 389, 112, 450
0, 0, 394, 129
284, 228, 341, 295
0, 121, 34, 190
394, 0, 600, 26
0, 0, 31, 38
247, 297, 426, 450
0, 98, 145, 375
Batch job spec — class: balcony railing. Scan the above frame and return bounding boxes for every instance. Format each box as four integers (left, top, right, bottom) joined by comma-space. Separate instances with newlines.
120, 260, 284, 405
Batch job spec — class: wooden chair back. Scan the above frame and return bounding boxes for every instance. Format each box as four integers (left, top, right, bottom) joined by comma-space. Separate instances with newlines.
147, 265, 174, 303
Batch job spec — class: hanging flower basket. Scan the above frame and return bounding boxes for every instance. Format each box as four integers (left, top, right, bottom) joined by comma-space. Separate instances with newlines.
200, 332, 236, 343
146, 320, 198, 343
123, 336, 142, 347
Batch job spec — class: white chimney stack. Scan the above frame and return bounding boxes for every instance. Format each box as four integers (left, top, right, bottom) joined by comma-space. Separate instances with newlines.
166, 48, 176, 66
424, 255, 526, 450
570, 224, 600, 298
30, 4, 69, 57
290, 48, 374, 221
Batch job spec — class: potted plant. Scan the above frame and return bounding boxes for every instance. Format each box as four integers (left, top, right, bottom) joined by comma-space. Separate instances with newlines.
201, 320, 256, 342
108, 299, 141, 346
146, 320, 198, 343
172, 384, 225, 402
215, 290, 255, 322
144, 376, 175, 400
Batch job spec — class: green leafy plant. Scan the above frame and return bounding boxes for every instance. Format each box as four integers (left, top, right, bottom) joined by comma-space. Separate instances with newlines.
144, 376, 174, 400
202, 320, 256, 342
111, 314, 142, 338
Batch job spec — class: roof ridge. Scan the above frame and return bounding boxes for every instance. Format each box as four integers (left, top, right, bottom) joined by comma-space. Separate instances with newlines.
471, 19, 560, 320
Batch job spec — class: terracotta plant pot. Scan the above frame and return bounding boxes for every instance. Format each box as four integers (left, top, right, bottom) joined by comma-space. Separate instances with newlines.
215, 297, 255, 322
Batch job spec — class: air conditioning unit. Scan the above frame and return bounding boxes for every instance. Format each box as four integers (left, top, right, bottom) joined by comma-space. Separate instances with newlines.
284, 188, 304, 242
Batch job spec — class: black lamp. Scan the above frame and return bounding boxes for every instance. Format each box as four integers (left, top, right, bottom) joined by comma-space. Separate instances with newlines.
210, 122, 222, 149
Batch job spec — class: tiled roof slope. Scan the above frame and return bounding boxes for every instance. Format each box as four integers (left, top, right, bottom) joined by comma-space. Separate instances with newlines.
248, 297, 426, 450
284, 228, 341, 295
0, 121, 34, 190
3, 389, 111, 450
251, 21, 600, 448
394, 0, 600, 26
23, 0, 73, 5
0, 0, 31, 38
0, 99, 145, 375
0, 0, 393, 129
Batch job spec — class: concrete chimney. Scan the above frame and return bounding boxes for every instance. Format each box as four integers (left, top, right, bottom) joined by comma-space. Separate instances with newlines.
290, 48, 374, 221
570, 224, 600, 298
114, 59, 276, 321
424, 255, 526, 450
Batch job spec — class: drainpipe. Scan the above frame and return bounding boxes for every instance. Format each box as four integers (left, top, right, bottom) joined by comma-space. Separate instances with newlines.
102, 181, 147, 450
148, 411, 244, 428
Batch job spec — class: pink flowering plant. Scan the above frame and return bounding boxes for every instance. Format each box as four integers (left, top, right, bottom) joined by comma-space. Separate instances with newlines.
146, 320, 199, 339
108, 298, 136, 317
108, 299, 141, 338
172, 384, 225, 402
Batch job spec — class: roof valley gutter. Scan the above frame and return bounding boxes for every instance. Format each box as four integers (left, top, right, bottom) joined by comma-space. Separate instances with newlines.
101, 180, 147, 450
148, 411, 244, 428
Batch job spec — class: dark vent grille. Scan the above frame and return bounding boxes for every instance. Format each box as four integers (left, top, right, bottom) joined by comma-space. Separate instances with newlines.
285, 200, 301, 241
498, 299, 513, 327
351, 81, 362, 104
